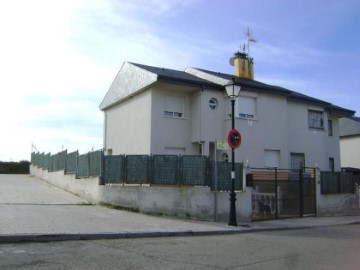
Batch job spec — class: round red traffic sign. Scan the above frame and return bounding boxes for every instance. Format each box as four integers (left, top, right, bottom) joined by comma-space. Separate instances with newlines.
227, 129, 242, 149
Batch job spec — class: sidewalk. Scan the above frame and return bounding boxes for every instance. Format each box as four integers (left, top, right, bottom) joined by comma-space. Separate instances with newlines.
1, 174, 359, 243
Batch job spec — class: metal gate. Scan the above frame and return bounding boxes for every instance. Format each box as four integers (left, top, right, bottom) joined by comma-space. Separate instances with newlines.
251, 167, 316, 221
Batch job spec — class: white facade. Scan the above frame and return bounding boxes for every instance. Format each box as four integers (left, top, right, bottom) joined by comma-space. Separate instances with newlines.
339, 117, 360, 169
341, 136, 360, 168
100, 62, 353, 171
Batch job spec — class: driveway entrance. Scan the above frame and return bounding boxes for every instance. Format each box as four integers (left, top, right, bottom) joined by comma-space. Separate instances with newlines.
251, 167, 317, 221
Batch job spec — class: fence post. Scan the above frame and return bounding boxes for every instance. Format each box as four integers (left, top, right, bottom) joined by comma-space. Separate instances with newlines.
178, 155, 183, 187
337, 172, 341, 194
148, 154, 153, 186
99, 150, 105, 185
123, 155, 127, 186
299, 167, 304, 217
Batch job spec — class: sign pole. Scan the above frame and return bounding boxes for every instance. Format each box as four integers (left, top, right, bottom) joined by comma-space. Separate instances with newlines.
228, 99, 238, 226
214, 141, 218, 222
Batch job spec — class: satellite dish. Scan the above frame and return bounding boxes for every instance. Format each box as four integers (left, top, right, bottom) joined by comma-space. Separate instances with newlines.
229, 57, 235, 66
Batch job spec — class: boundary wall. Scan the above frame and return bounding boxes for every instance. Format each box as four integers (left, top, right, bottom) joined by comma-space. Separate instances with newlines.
30, 166, 359, 222
30, 165, 252, 222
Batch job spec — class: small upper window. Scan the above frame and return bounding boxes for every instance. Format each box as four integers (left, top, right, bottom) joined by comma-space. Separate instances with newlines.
209, 98, 218, 110
308, 110, 324, 129
238, 96, 256, 119
164, 96, 184, 118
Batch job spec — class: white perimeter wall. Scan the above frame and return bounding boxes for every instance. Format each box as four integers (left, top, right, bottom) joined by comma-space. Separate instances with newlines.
30, 166, 359, 220
30, 165, 252, 222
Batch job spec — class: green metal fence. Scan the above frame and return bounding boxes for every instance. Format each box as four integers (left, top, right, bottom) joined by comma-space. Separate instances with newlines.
77, 153, 89, 178
65, 151, 78, 174
103, 155, 125, 183
126, 155, 149, 184
31, 151, 244, 189
321, 172, 356, 194
89, 150, 102, 177
182, 155, 209, 186
152, 155, 178, 185
210, 161, 243, 191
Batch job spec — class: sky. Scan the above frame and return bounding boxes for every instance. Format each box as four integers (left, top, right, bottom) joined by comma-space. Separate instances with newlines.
0, 0, 359, 161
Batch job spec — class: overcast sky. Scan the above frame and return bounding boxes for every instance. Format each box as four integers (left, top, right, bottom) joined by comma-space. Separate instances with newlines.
1, 0, 359, 161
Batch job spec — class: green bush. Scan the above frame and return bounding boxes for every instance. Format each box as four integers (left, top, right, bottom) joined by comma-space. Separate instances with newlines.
0, 160, 30, 174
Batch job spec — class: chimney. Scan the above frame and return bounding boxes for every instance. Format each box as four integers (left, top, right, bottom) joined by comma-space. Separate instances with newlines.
231, 52, 254, 80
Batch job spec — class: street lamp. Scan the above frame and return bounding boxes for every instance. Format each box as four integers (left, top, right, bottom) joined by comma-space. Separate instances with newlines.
225, 78, 241, 226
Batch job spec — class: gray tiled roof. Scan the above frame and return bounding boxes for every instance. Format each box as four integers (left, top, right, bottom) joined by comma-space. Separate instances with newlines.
130, 63, 220, 89
187, 67, 354, 116
100, 62, 355, 116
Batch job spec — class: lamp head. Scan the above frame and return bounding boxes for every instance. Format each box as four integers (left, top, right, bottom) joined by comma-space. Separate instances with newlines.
225, 79, 241, 100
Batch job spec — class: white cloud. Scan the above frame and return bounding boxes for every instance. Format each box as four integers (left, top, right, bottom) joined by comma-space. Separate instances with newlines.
0, 0, 359, 161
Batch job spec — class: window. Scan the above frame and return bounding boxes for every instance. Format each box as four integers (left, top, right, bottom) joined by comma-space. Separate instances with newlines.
164, 96, 184, 118
328, 120, 333, 136
209, 98, 218, 110
308, 110, 324, 129
329, 158, 334, 172
238, 96, 256, 119
264, 150, 280, 168
290, 153, 305, 170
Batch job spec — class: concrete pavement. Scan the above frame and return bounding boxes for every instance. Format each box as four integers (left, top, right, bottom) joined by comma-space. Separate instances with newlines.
0, 174, 359, 243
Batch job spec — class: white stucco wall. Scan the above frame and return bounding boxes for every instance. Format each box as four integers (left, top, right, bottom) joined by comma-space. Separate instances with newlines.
340, 136, 360, 168
150, 83, 199, 155
103, 83, 343, 171
104, 89, 152, 155
287, 102, 341, 170
234, 92, 288, 167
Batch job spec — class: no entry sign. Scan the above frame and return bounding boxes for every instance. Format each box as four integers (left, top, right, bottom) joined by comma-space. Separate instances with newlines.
227, 129, 242, 149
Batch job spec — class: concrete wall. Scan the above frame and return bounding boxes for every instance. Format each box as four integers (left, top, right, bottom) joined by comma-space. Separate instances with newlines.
31, 166, 359, 220
315, 169, 360, 216
30, 165, 252, 222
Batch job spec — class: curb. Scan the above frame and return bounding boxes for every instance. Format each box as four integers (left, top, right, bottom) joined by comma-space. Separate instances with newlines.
0, 226, 321, 244
1, 221, 359, 244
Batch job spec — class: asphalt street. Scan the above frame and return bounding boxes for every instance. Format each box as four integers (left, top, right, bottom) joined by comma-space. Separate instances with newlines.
1, 174, 360, 244
0, 224, 359, 269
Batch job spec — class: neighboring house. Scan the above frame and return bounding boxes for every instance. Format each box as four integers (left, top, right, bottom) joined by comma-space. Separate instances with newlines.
99, 52, 354, 171
339, 117, 360, 170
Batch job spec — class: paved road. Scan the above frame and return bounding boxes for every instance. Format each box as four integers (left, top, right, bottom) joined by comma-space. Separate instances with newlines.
0, 224, 359, 269
1, 174, 360, 243
0, 174, 243, 238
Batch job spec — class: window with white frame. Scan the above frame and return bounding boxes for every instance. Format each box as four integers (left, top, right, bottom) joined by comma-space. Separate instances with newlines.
308, 110, 324, 129
164, 96, 184, 118
238, 96, 256, 119
264, 150, 280, 168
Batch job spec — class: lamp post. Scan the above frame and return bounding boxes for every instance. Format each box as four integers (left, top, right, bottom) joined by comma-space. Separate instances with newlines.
225, 79, 241, 226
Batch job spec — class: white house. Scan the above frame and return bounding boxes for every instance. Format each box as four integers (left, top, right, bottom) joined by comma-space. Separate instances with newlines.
340, 117, 360, 170
100, 52, 354, 171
